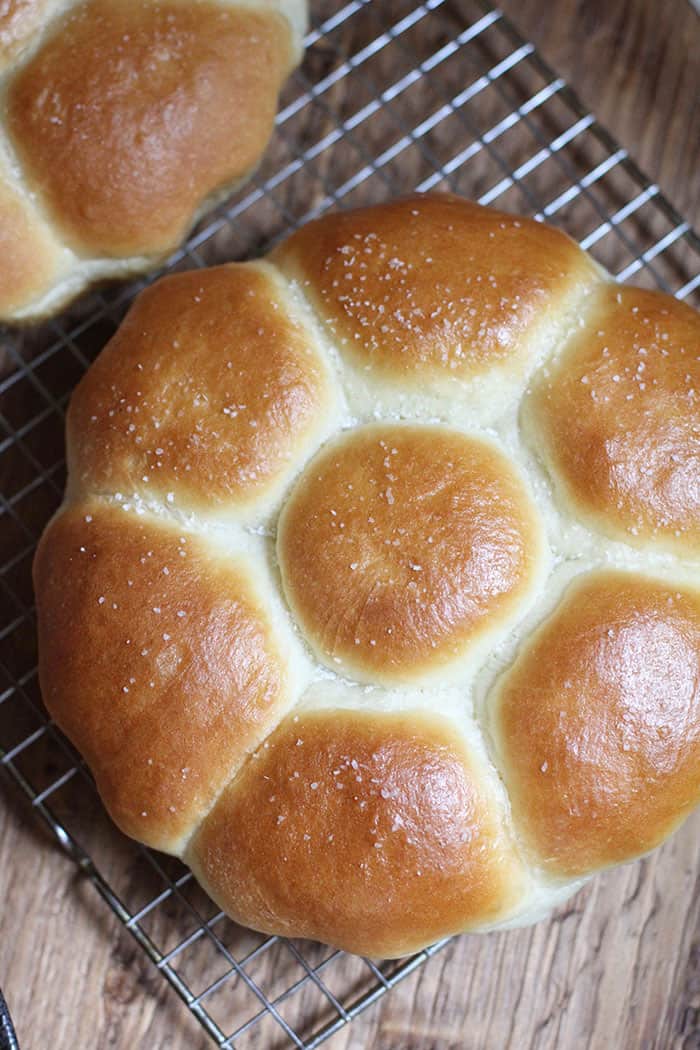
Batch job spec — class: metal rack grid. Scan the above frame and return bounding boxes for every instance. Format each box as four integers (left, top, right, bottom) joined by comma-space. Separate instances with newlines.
0, 1, 698, 1046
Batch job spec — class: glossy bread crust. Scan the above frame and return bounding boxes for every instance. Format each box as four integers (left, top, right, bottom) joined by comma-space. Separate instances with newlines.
0, 0, 305, 321
67, 263, 336, 516
34, 501, 295, 854
8, 0, 292, 257
188, 707, 527, 957
493, 571, 700, 877
278, 424, 544, 683
273, 194, 599, 387
525, 286, 700, 555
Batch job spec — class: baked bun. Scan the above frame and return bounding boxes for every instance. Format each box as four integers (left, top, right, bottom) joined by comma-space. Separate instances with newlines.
34, 194, 700, 957
0, 0, 306, 323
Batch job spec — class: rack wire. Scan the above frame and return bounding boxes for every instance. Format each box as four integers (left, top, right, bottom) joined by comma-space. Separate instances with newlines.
1, 1, 698, 1046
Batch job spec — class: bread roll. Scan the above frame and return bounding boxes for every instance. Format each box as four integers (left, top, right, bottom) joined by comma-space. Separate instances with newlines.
34, 194, 700, 957
0, 0, 306, 322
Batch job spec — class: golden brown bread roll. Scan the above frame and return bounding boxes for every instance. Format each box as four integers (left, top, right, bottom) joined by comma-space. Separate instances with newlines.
0, 0, 306, 323
34, 194, 700, 957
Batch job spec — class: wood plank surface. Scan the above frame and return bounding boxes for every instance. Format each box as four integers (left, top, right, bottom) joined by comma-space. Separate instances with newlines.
1, 2, 699, 1049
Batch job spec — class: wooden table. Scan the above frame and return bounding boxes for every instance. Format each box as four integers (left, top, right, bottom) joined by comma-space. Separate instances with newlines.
1, 2, 699, 1048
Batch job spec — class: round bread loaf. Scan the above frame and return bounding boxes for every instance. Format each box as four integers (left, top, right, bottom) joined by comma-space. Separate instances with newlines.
0, 0, 306, 323
34, 194, 700, 958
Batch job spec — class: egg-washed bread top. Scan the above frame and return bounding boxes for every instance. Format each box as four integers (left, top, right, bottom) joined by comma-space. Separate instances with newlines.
34, 194, 700, 958
0, 0, 306, 322
523, 285, 700, 556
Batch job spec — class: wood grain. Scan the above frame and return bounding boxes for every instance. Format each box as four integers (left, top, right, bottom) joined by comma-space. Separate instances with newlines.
498, 0, 700, 222
1, 2, 699, 1049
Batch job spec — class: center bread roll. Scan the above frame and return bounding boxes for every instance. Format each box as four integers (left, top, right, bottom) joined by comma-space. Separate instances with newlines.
277, 424, 545, 683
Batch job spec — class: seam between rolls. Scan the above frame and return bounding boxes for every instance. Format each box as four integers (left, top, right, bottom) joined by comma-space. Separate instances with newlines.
261, 256, 357, 426
47, 244, 354, 863
466, 569, 587, 896
177, 680, 303, 860
45, 480, 316, 862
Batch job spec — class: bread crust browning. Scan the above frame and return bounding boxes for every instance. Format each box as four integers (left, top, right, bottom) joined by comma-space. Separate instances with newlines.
33, 501, 294, 853
278, 424, 544, 683
0, 0, 304, 320
188, 707, 526, 957
526, 285, 700, 555
7, 0, 293, 257
273, 194, 599, 386
0, 165, 66, 314
493, 571, 700, 877
66, 263, 336, 515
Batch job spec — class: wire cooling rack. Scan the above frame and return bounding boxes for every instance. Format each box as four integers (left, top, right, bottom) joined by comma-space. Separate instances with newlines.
1, 1, 699, 1047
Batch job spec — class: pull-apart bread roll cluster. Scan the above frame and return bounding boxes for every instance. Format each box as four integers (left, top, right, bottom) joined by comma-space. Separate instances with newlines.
0, 0, 306, 323
34, 195, 700, 957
